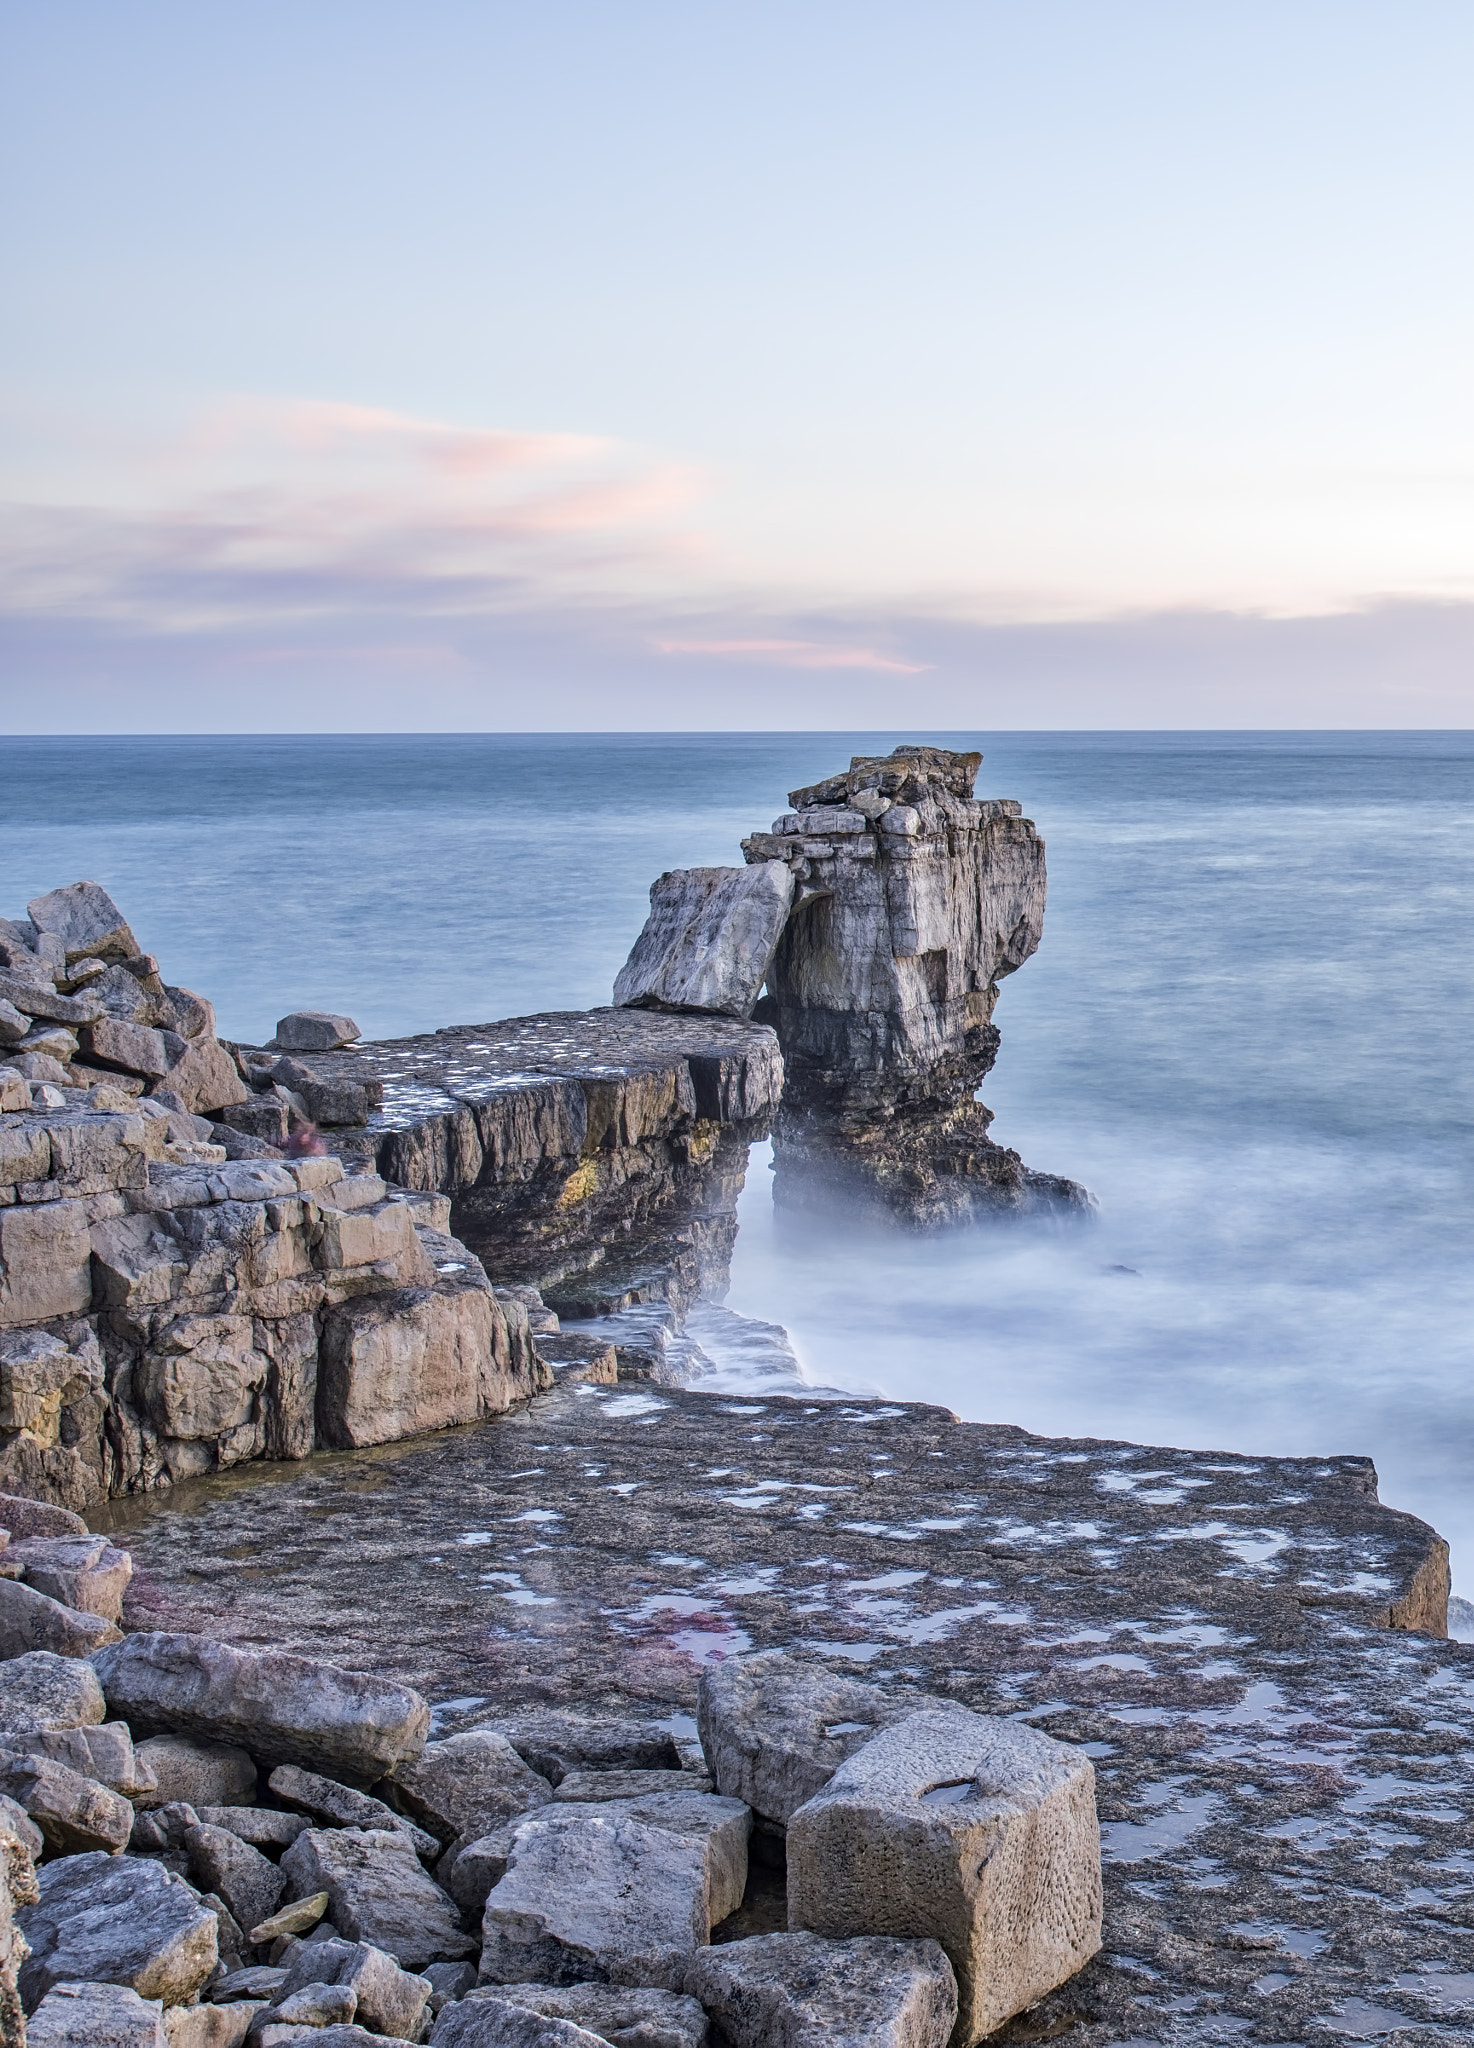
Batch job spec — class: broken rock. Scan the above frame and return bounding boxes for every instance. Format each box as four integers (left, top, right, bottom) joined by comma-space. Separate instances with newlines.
8, 1531, 132, 1622
184, 1822, 287, 1940
386, 1731, 552, 1847
613, 863, 795, 1020
26, 882, 139, 965
20, 1849, 218, 2008
786, 1708, 1102, 2042
0, 1646, 107, 1730
279, 1827, 473, 1973
92, 1633, 430, 1781
494, 1715, 680, 1789
0, 1750, 133, 1854
269, 1763, 439, 1858
685, 1930, 957, 2048
698, 1651, 915, 1825
134, 1735, 258, 1810
431, 1998, 608, 2047
492, 1981, 711, 2048
26, 1978, 167, 2046
554, 1790, 750, 1926
0, 1575, 119, 1657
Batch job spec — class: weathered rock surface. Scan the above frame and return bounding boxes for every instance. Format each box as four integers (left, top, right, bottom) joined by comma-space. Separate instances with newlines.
553, 1789, 749, 1929
275, 1014, 362, 1054
93, 1633, 430, 1780
163, 2004, 256, 2048
787, 1707, 1102, 2039
20, 1849, 218, 2009
0, 1574, 119, 1656
6, 1530, 132, 1620
184, 1821, 287, 1938
486, 1981, 711, 2046
0, 1645, 107, 1729
197, 1804, 309, 1851
493, 1717, 681, 1790
0, 1749, 134, 1854
552, 1768, 710, 1804
0, 1820, 36, 2044
614, 864, 795, 1021
386, 1731, 553, 1848
134, 1734, 257, 1808
273, 1934, 432, 2039
280, 1828, 473, 1970
432, 1999, 608, 2048
687, 1930, 957, 2048
269, 1763, 439, 1857
27, 1978, 167, 2046
479, 1809, 710, 1991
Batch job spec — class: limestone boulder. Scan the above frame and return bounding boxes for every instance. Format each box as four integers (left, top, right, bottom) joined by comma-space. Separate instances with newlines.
552, 1768, 711, 1803
163, 2004, 258, 2048
26, 883, 139, 965
493, 1714, 681, 1788
8, 1531, 132, 1622
431, 1999, 608, 2048
91, 1632, 430, 1780
134, 1735, 258, 1810
479, 1809, 709, 1992
196, 1805, 310, 1853
436, 1827, 516, 1920
786, 1708, 1102, 2042
614, 863, 795, 1020
698, 1651, 917, 1824
489, 1982, 710, 2047
272, 1981, 360, 2027
9, 1719, 153, 1799
19, 1849, 218, 2009
386, 1731, 552, 1847
686, 1931, 956, 2048
269, 1763, 438, 1858
553, 1789, 750, 1926
276, 1014, 361, 1053
184, 1822, 287, 1939
0, 1575, 119, 1657
280, 1827, 473, 1972
0, 1647, 106, 1730
27, 1978, 167, 2046
316, 1275, 501, 1451
273, 1935, 432, 2040
0, 1750, 133, 1854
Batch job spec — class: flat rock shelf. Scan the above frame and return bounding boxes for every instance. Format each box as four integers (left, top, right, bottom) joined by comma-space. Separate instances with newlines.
104, 1387, 1473, 2047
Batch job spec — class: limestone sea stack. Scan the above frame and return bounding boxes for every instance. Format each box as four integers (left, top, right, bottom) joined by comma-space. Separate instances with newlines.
615, 743, 1092, 1224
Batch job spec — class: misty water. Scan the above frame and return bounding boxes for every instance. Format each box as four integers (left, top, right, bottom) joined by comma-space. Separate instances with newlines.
7, 732, 1474, 1592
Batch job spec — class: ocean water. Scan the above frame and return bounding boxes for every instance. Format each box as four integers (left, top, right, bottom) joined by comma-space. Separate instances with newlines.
6, 731, 1474, 1589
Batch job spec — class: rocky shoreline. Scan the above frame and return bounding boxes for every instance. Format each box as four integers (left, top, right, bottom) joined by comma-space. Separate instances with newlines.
0, 747, 1467, 2044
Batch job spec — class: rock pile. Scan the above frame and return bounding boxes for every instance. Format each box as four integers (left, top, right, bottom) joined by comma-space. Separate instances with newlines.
0, 1543, 1101, 2048
613, 746, 1090, 1225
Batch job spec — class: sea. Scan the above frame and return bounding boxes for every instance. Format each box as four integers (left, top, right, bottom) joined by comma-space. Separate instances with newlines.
7, 731, 1474, 1601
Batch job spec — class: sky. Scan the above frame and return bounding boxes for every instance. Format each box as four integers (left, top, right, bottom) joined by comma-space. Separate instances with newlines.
4, 2, 1474, 730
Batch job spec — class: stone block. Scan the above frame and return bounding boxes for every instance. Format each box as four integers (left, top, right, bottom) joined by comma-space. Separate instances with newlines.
0, 1198, 91, 1326
0, 1002, 25, 1047
0, 1575, 119, 1656
436, 1828, 515, 1920
614, 862, 795, 1021
134, 1316, 268, 1442
280, 1827, 473, 1972
164, 2005, 257, 2048
493, 1713, 681, 1788
432, 2001, 608, 2048
0, 1751, 133, 1854
19, 1850, 219, 2008
26, 882, 139, 964
785, 1708, 1102, 2042
220, 1099, 291, 1145
698, 1651, 914, 1824
195, 1804, 310, 1852
14, 1720, 154, 1799
0, 1648, 106, 1730
268, 1763, 439, 1858
184, 1821, 287, 1937
553, 1789, 749, 1926
276, 1013, 362, 1052
315, 1199, 418, 1272
9, 1531, 132, 1621
274, 1934, 432, 2039
0, 1121, 50, 1189
0, 970, 102, 1027
132, 1735, 258, 1809
479, 1809, 709, 1991
27, 1978, 167, 2046
164, 1040, 250, 1116
488, 1983, 710, 2047
0, 1491, 88, 1538
685, 1930, 957, 2048
386, 1730, 552, 1848
316, 1282, 500, 1451
82, 1017, 173, 1079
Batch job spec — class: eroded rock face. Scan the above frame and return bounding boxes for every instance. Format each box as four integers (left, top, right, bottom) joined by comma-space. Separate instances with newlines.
19, 1850, 218, 2010
685, 1930, 958, 2048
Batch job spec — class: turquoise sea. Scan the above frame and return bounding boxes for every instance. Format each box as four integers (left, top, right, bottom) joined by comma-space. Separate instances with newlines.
7, 731, 1474, 1594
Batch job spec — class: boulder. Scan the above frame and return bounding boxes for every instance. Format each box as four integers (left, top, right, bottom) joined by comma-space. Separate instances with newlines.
268, 1763, 439, 1858
8, 1531, 132, 1622
26, 1978, 167, 2046
697, 1652, 913, 1824
386, 1732, 552, 1847
493, 1715, 681, 1789
491, 1982, 710, 2047
195, 1806, 310, 1853
134, 1735, 258, 1810
315, 1279, 498, 1450
479, 1810, 709, 1992
247, 1892, 329, 1944
274, 1935, 432, 2040
19, 1850, 218, 2008
685, 1931, 957, 2048
273, 1981, 360, 2027
163, 2004, 258, 2048
0, 1791, 43, 1862
26, 883, 139, 965
184, 1822, 287, 1938
279, 1827, 474, 1972
0, 1647, 107, 1730
162, 1040, 250, 1117
0, 1750, 133, 1854
436, 1828, 516, 1920
0, 1575, 118, 1657
207, 1963, 287, 2002
255, 2029, 404, 2048
553, 1790, 750, 1926
0, 1492, 89, 1539
432, 1998, 608, 2047
552, 1768, 711, 1803
91, 1633, 430, 1780
423, 1962, 477, 2014
275, 1014, 361, 1053
8, 1719, 153, 1799
786, 1708, 1102, 2042
130, 1801, 199, 1852
613, 863, 795, 1020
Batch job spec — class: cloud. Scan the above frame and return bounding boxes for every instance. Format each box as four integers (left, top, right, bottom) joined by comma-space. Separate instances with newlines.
653, 637, 930, 674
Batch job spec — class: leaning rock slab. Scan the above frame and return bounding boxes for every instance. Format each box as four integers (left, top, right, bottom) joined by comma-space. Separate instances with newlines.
387, 1731, 552, 1847
614, 862, 795, 1020
698, 1650, 917, 1825
19, 1849, 218, 2008
479, 1809, 709, 1992
686, 1930, 957, 2048
0, 1647, 107, 1730
280, 1827, 473, 1972
91, 1633, 430, 1780
268, 1763, 438, 1858
27, 1978, 166, 2046
786, 1708, 1101, 2043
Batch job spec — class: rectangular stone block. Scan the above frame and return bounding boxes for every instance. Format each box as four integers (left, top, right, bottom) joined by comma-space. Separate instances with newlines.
786, 1707, 1102, 2043
317, 1280, 498, 1449
82, 1015, 174, 1078
614, 862, 795, 1020
0, 1199, 91, 1325
315, 1198, 418, 1271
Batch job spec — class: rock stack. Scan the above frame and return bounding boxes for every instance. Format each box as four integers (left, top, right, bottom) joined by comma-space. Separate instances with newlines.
615, 745, 1091, 1225
0, 1566, 1101, 2048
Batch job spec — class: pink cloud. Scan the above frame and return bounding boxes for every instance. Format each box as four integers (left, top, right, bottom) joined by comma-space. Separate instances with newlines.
654, 636, 930, 674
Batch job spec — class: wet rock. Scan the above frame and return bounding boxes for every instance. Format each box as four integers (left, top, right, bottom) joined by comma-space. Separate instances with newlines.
8, 1531, 132, 1621
386, 1732, 553, 1848
685, 1930, 957, 2048
20, 1849, 218, 2008
92, 1634, 430, 1781
185, 1822, 287, 1940
490, 1982, 710, 2048
196, 1806, 311, 1853
432, 1996, 608, 2046
26, 1978, 167, 2046
268, 1764, 438, 1858
698, 1653, 914, 1825
479, 1809, 709, 1992
275, 1015, 362, 1054
0, 1749, 133, 1854
614, 863, 795, 1021
787, 1708, 1101, 2041
134, 1735, 258, 1810
280, 1828, 473, 1972
0, 1646, 106, 1730
494, 1717, 681, 1790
